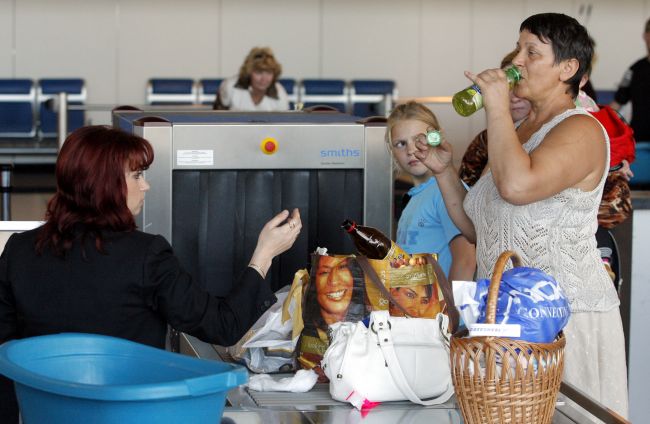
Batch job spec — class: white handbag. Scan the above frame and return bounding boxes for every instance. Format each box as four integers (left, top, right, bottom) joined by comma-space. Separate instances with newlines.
322, 309, 455, 406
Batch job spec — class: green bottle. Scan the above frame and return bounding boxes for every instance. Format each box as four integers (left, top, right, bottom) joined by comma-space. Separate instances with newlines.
452, 66, 521, 117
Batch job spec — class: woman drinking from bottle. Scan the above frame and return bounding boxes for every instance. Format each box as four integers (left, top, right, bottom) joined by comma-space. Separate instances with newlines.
415, 13, 628, 417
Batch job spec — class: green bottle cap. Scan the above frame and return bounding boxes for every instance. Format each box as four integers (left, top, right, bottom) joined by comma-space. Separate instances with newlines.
426, 130, 442, 147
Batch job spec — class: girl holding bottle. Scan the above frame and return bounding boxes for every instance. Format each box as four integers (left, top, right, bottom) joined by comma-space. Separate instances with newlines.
386, 101, 476, 281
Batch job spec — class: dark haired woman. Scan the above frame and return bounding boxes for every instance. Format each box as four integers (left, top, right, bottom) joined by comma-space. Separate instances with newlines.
416, 13, 628, 416
0, 125, 302, 421
213, 46, 289, 111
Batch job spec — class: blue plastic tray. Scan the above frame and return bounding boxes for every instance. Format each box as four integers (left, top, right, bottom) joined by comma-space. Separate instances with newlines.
0, 333, 247, 423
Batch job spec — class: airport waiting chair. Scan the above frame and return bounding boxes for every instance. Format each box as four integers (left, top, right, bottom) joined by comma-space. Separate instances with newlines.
299, 79, 348, 113
630, 143, 650, 189
278, 78, 298, 110
350, 79, 397, 117
595, 89, 616, 106
37, 78, 86, 138
146, 78, 197, 105
197, 79, 223, 106
0, 79, 36, 138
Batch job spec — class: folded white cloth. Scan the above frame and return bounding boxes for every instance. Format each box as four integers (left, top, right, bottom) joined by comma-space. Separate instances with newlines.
247, 369, 319, 392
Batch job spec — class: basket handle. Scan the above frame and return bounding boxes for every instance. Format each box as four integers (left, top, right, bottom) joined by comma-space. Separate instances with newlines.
485, 250, 522, 324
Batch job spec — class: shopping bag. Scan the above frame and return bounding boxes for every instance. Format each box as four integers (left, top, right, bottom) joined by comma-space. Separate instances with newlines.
227, 269, 306, 373
296, 252, 458, 381
296, 255, 370, 379
357, 254, 458, 330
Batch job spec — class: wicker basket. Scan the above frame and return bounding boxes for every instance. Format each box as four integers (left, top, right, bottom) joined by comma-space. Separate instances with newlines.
450, 251, 565, 424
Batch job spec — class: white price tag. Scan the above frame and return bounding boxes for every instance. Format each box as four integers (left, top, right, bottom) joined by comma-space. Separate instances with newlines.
468, 323, 521, 338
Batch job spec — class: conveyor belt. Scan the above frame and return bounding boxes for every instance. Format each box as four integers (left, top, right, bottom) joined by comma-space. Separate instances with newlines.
180, 334, 628, 423
246, 383, 342, 407
245, 381, 459, 409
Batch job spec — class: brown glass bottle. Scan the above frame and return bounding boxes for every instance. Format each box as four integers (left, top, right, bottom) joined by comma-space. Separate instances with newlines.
341, 220, 409, 262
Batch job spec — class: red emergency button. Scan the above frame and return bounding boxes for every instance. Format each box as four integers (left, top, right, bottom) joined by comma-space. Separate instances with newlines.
260, 138, 278, 155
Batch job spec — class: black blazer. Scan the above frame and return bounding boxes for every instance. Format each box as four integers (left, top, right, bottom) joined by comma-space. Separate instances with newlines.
0, 227, 276, 422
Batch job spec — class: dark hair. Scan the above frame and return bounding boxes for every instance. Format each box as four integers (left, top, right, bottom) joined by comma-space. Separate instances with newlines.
303, 256, 368, 331
36, 126, 154, 256
582, 79, 598, 103
520, 13, 594, 97
389, 284, 434, 317
645, 17, 650, 33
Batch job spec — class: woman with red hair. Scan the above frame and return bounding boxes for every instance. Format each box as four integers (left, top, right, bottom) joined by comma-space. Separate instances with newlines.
0, 126, 301, 422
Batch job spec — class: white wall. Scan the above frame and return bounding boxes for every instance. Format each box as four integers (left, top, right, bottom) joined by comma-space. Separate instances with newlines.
4, 0, 650, 99
1, 0, 649, 151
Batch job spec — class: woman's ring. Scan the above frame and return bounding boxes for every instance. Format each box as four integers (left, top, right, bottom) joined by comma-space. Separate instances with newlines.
289, 220, 296, 229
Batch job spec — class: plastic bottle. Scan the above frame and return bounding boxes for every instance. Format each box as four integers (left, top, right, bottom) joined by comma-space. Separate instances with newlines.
452, 66, 521, 117
341, 219, 409, 262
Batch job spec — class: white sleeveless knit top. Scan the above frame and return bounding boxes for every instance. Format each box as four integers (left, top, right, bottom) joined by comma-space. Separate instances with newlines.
464, 108, 619, 312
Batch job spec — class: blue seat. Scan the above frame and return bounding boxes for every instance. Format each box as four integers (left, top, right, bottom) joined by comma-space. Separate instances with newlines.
300, 79, 348, 113
146, 78, 197, 105
37, 78, 86, 138
197, 78, 223, 105
278, 78, 298, 109
350, 79, 397, 117
595, 90, 616, 106
0, 79, 36, 138
630, 142, 650, 189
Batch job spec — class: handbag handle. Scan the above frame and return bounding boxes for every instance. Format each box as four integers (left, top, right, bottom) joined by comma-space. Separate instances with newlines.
355, 255, 459, 334
424, 255, 459, 334
373, 311, 455, 406
355, 256, 411, 317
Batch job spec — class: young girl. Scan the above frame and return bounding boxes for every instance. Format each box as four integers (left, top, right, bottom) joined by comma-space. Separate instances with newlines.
387, 101, 476, 281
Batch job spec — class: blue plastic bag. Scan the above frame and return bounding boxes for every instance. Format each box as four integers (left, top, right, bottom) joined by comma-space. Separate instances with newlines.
474, 267, 570, 343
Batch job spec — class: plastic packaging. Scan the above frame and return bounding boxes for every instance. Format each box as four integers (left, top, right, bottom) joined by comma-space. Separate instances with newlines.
228, 272, 306, 373
473, 266, 570, 343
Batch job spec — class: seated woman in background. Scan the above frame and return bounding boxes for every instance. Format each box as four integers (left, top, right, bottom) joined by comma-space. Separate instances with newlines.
213, 46, 289, 111
387, 101, 475, 282
415, 13, 628, 417
0, 126, 302, 422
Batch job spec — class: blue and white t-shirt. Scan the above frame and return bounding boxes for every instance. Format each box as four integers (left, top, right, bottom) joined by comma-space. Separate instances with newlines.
396, 177, 462, 276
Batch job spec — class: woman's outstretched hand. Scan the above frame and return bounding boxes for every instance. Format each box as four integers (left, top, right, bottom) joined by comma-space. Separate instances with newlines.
249, 209, 302, 278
